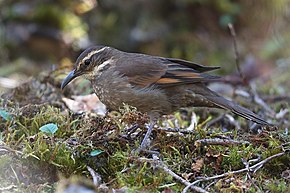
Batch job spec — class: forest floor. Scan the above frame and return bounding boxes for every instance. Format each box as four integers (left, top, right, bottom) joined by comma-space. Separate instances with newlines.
0, 62, 290, 193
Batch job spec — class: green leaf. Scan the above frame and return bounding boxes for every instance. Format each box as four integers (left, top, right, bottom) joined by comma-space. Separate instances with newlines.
0, 110, 12, 121
39, 123, 58, 135
90, 149, 103, 157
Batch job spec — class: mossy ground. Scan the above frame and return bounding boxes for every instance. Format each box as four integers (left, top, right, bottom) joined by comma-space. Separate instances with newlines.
0, 66, 289, 193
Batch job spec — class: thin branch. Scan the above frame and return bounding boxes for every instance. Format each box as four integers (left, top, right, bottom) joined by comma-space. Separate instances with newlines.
181, 151, 287, 193
205, 114, 225, 128
135, 157, 209, 193
0, 185, 17, 191
228, 23, 246, 85
195, 138, 249, 146
0, 145, 23, 156
261, 94, 290, 103
204, 179, 218, 191
158, 127, 195, 134
250, 82, 275, 116
247, 173, 263, 193
228, 23, 275, 118
87, 166, 102, 187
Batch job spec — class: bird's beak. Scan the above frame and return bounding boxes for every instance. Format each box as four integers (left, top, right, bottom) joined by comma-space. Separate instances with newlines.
61, 70, 80, 90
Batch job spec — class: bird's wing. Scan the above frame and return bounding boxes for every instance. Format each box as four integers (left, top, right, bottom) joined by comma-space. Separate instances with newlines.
115, 53, 167, 87
165, 58, 220, 72
156, 58, 220, 87
115, 53, 219, 88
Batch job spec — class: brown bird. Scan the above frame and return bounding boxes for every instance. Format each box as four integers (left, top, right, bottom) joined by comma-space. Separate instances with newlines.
61, 46, 270, 149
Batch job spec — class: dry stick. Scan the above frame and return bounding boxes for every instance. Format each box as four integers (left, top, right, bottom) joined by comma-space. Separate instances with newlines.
262, 94, 290, 103
242, 158, 263, 193
205, 114, 225, 128
228, 23, 274, 119
158, 127, 195, 134
0, 145, 23, 155
181, 151, 287, 193
250, 83, 275, 115
228, 23, 247, 85
87, 166, 102, 187
0, 185, 17, 191
204, 180, 218, 191
195, 138, 249, 146
136, 157, 209, 193
247, 173, 263, 193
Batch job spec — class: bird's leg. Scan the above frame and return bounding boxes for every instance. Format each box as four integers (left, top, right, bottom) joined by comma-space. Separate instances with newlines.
140, 120, 155, 150
133, 114, 160, 154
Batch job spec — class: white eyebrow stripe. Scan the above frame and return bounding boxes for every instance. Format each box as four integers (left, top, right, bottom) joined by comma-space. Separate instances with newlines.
97, 58, 114, 70
82, 47, 107, 62
92, 58, 114, 76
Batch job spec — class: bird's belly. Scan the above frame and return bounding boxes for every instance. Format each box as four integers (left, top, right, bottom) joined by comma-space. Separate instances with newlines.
92, 80, 171, 115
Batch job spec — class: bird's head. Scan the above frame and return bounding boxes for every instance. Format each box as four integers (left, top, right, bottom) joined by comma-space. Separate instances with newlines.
61, 46, 114, 90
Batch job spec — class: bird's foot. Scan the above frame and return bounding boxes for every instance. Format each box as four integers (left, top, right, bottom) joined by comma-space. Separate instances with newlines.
132, 122, 159, 155
139, 122, 154, 148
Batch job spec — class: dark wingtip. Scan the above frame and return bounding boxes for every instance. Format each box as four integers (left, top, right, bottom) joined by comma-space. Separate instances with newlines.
165, 58, 221, 72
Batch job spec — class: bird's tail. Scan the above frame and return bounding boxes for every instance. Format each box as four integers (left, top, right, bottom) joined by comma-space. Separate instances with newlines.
205, 95, 270, 125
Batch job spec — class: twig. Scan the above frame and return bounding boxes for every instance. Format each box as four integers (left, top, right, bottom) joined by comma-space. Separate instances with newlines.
242, 158, 263, 192
261, 94, 290, 103
204, 179, 218, 191
186, 112, 197, 131
181, 151, 287, 193
250, 83, 275, 116
247, 173, 263, 192
275, 108, 289, 119
228, 23, 246, 85
0, 185, 17, 191
87, 166, 102, 187
205, 114, 225, 128
275, 142, 290, 151
228, 23, 273, 121
225, 114, 241, 130
158, 127, 195, 134
195, 138, 249, 146
0, 145, 23, 156
135, 157, 209, 193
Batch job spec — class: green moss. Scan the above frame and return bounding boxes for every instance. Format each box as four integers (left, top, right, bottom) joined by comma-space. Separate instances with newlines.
264, 178, 290, 193
0, 88, 289, 192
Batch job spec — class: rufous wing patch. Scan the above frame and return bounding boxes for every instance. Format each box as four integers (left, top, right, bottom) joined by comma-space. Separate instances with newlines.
156, 77, 181, 84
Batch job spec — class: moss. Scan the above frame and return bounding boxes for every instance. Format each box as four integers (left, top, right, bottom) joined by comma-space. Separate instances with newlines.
0, 76, 289, 192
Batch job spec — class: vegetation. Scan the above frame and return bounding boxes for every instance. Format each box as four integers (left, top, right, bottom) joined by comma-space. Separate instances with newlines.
0, 0, 289, 192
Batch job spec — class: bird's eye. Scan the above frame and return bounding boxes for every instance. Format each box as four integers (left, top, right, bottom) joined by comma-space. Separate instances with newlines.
84, 59, 91, 66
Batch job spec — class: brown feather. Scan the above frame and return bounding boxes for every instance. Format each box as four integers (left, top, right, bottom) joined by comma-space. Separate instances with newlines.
164, 58, 220, 72
114, 52, 167, 87
156, 78, 182, 84
113, 50, 219, 88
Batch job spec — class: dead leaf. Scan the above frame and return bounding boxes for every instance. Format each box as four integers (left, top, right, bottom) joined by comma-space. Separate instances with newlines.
191, 158, 204, 173
62, 94, 106, 115
182, 172, 194, 181
205, 151, 223, 171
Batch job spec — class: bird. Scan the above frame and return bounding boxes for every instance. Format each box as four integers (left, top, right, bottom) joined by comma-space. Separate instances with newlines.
61, 45, 270, 150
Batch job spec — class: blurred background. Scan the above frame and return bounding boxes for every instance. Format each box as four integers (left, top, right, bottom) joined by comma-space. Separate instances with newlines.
0, 0, 289, 94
